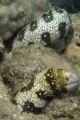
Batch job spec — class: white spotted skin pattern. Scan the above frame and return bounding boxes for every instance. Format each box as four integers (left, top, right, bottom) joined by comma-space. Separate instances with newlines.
14, 70, 52, 112
12, 7, 71, 50
13, 68, 79, 114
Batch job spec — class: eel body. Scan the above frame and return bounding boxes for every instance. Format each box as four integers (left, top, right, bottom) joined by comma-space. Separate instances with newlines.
12, 6, 71, 51
13, 68, 79, 114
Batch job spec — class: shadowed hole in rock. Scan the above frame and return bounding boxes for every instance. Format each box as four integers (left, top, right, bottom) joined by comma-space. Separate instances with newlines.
76, 43, 80, 47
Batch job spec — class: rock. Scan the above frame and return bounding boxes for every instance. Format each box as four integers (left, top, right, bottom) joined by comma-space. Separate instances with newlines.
0, 8, 80, 120
0, 0, 50, 42
1, 40, 79, 89
0, 43, 79, 95
45, 96, 80, 120
0, 43, 80, 119
0, 76, 22, 120
0, 45, 46, 95
0, 39, 6, 63
70, 13, 80, 45
65, 13, 80, 78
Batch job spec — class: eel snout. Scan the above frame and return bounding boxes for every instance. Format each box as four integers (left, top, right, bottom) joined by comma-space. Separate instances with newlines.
65, 73, 79, 92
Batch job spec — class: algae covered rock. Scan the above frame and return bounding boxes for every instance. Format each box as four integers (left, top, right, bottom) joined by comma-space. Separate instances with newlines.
0, 1, 80, 120
0, 43, 80, 119
65, 13, 80, 77
0, 0, 50, 42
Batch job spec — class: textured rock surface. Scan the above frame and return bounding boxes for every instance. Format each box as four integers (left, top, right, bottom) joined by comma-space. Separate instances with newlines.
0, 44, 80, 120
0, 77, 23, 120
0, 45, 73, 92
0, 0, 50, 41
0, 45, 46, 94
65, 13, 80, 77
0, 2, 80, 120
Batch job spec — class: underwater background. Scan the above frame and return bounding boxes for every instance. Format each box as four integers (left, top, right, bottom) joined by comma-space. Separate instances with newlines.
0, 0, 80, 120
50, 0, 80, 13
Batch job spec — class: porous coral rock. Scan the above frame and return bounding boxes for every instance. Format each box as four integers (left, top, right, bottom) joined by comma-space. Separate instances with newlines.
64, 13, 80, 78
0, 43, 80, 119
0, 0, 50, 42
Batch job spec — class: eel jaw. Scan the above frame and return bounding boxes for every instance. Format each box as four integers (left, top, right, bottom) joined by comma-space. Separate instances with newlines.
65, 73, 79, 92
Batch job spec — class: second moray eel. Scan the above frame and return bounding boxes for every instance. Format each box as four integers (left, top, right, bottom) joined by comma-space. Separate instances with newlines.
13, 68, 79, 114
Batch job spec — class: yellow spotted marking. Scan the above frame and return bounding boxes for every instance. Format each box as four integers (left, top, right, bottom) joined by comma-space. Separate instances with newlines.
47, 74, 50, 77
50, 75, 53, 78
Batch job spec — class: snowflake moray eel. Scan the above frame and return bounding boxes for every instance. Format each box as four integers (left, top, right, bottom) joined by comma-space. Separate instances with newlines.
12, 6, 71, 51
13, 68, 79, 114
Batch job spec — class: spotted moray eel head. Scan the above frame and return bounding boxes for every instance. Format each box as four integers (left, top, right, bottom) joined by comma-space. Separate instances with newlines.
45, 68, 79, 92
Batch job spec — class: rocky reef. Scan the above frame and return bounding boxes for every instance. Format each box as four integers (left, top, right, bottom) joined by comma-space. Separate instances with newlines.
0, 1, 80, 120
0, 43, 80, 119
0, 0, 50, 42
